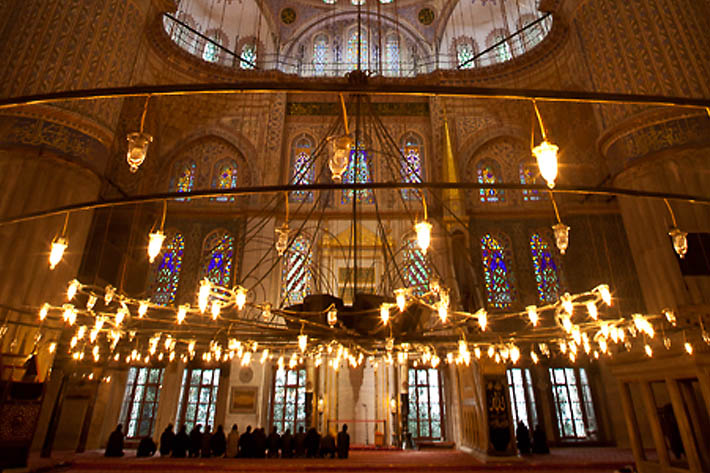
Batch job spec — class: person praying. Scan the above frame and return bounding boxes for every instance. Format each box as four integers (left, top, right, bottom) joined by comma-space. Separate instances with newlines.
238, 425, 253, 457
210, 425, 227, 457
226, 424, 240, 458
267, 427, 281, 458
189, 424, 202, 457
159, 424, 175, 457
137, 435, 157, 457
172, 425, 189, 458
104, 424, 125, 457
337, 424, 350, 459
281, 428, 293, 458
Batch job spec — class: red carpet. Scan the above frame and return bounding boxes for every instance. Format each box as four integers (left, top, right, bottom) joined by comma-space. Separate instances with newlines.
38, 449, 634, 473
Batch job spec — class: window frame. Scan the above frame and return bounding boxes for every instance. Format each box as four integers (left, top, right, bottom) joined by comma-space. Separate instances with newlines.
175, 366, 222, 434
506, 367, 539, 430
270, 367, 308, 434
119, 366, 165, 439
407, 367, 446, 441
548, 367, 598, 441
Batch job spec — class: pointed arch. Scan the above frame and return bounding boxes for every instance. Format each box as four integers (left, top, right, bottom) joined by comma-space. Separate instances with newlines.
211, 158, 238, 201
480, 232, 516, 309
290, 134, 316, 203
400, 132, 423, 200
200, 229, 235, 287
530, 233, 561, 304
150, 231, 185, 305
282, 235, 312, 305
477, 159, 504, 203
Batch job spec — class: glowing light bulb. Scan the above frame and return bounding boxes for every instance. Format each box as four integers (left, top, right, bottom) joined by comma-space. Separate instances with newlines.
63, 304, 77, 325
572, 326, 582, 346
298, 334, 308, 352
188, 340, 196, 354
138, 301, 148, 318
70, 336, 78, 348
198, 278, 211, 313
561, 293, 574, 316
526, 305, 538, 326
242, 351, 252, 366
235, 286, 247, 310
260, 349, 270, 364
67, 279, 80, 301
487, 345, 495, 358
275, 223, 290, 256
532, 140, 559, 189
685, 342, 693, 355
177, 304, 188, 324
104, 285, 115, 305
327, 307, 338, 327
86, 295, 97, 311
599, 339, 608, 353
414, 221, 433, 255
94, 317, 104, 331
48, 342, 56, 354
552, 222, 570, 255
663, 309, 677, 326
39, 303, 49, 321
77, 326, 87, 339
211, 301, 221, 320
668, 228, 688, 258
510, 345, 520, 364
169, 351, 176, 362
645, 344, 653, 357
601, 322, 610, 339
115, 307, 127, 326
431, 355, 440, 368
126, 132, 152, 173
49, 237, 68, 270
476, 308, 487, 331
380, 304, 390, 324
474, 346, 481, 359
586, 301, 598, 320
395, 289, 406, 312
531, 350, 539, 364
437, 302, 448, 324
559, 341, 567, 354
596, 284, 612, 306
147, 229, 165, 263
329, 135, 353, 182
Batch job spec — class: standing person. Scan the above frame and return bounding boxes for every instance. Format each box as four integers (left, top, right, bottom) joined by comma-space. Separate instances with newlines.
267, 427, 281, 458
337, 424, 350, 459
253, 427, 267, 458
201, 425, 213, 457
294, 426, 306, 457
172, 425, 189, 458
137, 435, 157, 457
238, 425, 253, 458
280, 428, 293, 458
105, 424, 125, 457
226, 424, 240, 458
159, 424, 175, 457
516, 421, 531, 455
189, 424, 203, 458
211, 425, 227, 457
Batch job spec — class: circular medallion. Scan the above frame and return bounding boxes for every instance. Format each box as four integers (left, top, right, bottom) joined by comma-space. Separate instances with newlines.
418, 7, 435, 26
281, 7, 296, 25
239, 367, 254, 383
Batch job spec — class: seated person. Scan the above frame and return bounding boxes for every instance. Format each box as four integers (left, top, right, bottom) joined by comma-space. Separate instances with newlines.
320, 430, 336, 458
105, 424, 125, 457
137, 435, 157, 457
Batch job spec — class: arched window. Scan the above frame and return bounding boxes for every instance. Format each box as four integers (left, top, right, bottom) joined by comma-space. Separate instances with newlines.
477, 160, 503, 203
385, 34, 400, 76
240, 42, 257, 69
520, 163, 542, 201
212, 159, 238, 202
200, 230, 235, 287
291, 136, 315, 202
489, 32, 512, 63
401, 134, 423, 200
530, 233, 561, 304
172, 160, 196, 201
519, 15, 546, 52
313, 34, 329, 76
455, 40, 475, 69
481, 233, 515, 309
342, 146, 373, 204
346, 28, 368, 71
151, 232, 184, 305
202, 34, 220, 63
404, 241, 429, 296
282, 235, 312, 305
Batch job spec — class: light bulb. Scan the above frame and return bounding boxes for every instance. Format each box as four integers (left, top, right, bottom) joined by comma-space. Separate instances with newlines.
275, 223, 290, 256
115, 307, 128, 326
531, 350, 539, 364
104, 285, 115, 305
685, 342, 693, 355
487, 345, 495, 358
48, 342, 56, 354
476, 308, 487, 331
211, 301, 221, 320
559, 341, 567, 354
327, 307, 338, 327
198, 278, 211, 313
298, 334, 308, 352
77, 325, 86, 339
586, 301, 598, 320
70, 336, 78, 348
572, 326, 582, 346
474, 346, 481, 359
663, 309, 677, 326
532, 140, 559, 189
86, 295, 97, 311
645, 344, 653, 358
599, 339, 608, 353
39, 303, 49, 321
126, 132, 153, 173
561, 293, 574, 316
431, 355, 440, 368
49, 237, 68, 270
510, 345, 520, 364
63, 304, 77, 326
148, 230, 165, 263
177, 304, 188, 324
601, 322, 610, 339
260, 349, 269, 364
241, 351, 252, 366
380, 304, 390, 324
668, 227, 688, 258
188, 340, 196, 354
67, 279, 80, 301
551, 222, 570, 255
437, 302, 448, 323
458, 340, 468, 357
395, 289, 406, 312
235, 286, 247, 310
414, 220, 433, 255
526, 305, 538, 326
138, 301, 148, 318
329, 135, 353, 182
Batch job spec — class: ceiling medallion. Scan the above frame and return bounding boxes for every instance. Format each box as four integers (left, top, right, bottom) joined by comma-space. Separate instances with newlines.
280, 7, 296, 25
418, 7, 435, 26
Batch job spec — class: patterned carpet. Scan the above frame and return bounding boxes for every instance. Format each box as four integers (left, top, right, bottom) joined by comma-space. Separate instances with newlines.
33, 449, 635, 473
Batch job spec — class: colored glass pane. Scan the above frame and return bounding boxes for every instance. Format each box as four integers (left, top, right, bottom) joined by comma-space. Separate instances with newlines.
481, 233, 514, 309
342, 148, 373, 204
493, 34, 512, 62
203, 36, 218, 63
405, 241, 429, 296
520, 164, 541, 201
201, 231, 234, 287
313, 34, 328, 76
346, 29, 368, 71
477, 161, 503, 203
173, 161, 196, 201
385, 34, 400, 76
212, 159, 238, 202
530, 233, 560, 303
151, 233, 184, 305
240, 43, 256, 69
401, 137, 422, 200
282, 236, 311, 305
291, 138, 315, 202
456, 41, 475, 69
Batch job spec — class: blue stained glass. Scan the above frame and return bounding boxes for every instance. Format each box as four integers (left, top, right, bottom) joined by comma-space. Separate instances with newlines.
151, 233, 184, 305
212, 159, 238, 202
240, 43, 256, 69
530, 234, 560, 303
201, 231, 234, 287
346, 29, 368, 71
342, 148, 373, 204
478, 161, 503, 203
401, 138, 422, 200
282, 236, 311, 305
291, 138, 315, 203
405, 241, 429, 296
313, 34, 329, 76
481, 234, 514, 309
520, 164, 541, 201
385, 35, 400, 76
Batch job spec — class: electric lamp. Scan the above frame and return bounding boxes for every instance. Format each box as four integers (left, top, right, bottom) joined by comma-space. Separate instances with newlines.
559, 341, 567, 354
86, 295, 97, 311
49, 237, 68, 270
552, 222, 570, 255
510, 345, 520, 364
298, 334, 308, 352
644, 344, 653, 357
48, 342, 56, 354
242, 351, 252, 366
67, 279, 80, 301
329, 135, 353, 182
526, 305, 538, 326
327, 307, 338, 327
395, 289, 407, 312
437, 301, 448, 323
63, 304, 77, 326
177, 304, 188, 324
198, 278, 211, 313
431, 355, 440, 368
211, 301, 221, 320
70, 336, 78, 348
414, 221, 433, 255
275, 223, 290, 256
138, 301, 148, 318
586, 301, 598, 320
476, 308, 487, 331
126, 132, 153, 173
663, 337, 671, 350
148, 230, 165, 263
663, 309, 677, 326
474, 346, 481, 359
561, 293, 574, 316
77, 326, 86, 339
104, 285, 115, 305
380, 304, 390, 324
39, 303, 49, 321
532, 140, 559, 189
530, 350, 539, 364
235, 286, 247, 310
487, 345, 495, 358
668, 227, 688, 258
599, 339, 608, 354
685, 342, 693, 355
595, 284, 611, 306
115, 306, 128, 326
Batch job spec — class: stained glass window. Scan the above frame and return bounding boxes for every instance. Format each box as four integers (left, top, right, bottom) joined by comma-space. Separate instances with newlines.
456, 41, 475, 69
477, 160, 503, 203
506, 368, 538, 430
385, 34, 400, 76
492, 34, 512, 63
346, 28, 368, 71
240, 42, 257, 69
271, 368, 307, 435
212, 159, 238, 202
401, 135, 422, 200
172, 160, 196, 201
530, 233, 561, 304
549, 368, 598, 440
176, 368, 221, 434
282, 235, 311, 305
202, 35, 219, 63
313, 34, 329, 76
407, 368, 444, 440
520, 163, 542, 201
200, 230, 235, 287
404, 241, 429, 296
342, 147, 373, 204
480, 233, 515, 309
151, 232, 184, 305
119, 367, 164, 439
291, 137, 315, 202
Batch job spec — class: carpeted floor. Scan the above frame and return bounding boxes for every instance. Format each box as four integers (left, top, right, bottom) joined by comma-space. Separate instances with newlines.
24, 448, 636, 473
